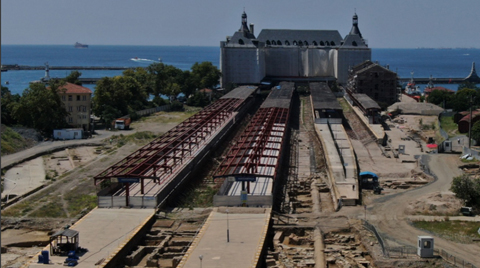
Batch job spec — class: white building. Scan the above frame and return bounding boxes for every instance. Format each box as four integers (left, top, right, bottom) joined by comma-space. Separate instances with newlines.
220, 12, 371, 86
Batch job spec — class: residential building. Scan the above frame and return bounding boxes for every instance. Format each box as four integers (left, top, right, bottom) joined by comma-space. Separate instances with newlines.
57, 83, 92, 131
347, 60, 399, 105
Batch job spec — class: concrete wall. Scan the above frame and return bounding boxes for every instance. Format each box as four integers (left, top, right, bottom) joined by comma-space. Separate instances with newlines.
213, 195, 273, 207
336, 48, 371, 84
221, 46, 265, 86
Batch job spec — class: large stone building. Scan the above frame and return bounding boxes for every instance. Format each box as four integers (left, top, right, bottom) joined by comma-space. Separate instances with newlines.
220, 11, 371, 87
57, 82, 92, 131
347, 60, 399, 105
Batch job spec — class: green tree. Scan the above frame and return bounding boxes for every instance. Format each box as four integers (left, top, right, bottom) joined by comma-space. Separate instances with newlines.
65, 70, 82, 85
470, 121, 480, 146
427, 89, 453, 108
451, 88, 478, 112
92, 75, 148, 125
451, 174, 480, 207
190, 62, 221, 90
458, 81, 480, 91
1, 86, 21, 125
12, 82, 69, 135
186, 91, 210, 107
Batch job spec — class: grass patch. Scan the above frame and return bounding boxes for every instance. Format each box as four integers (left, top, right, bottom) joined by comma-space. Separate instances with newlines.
138, 109, 201, 125
109, 131, 159, 148
179, 184, 218, 209
1, 126, 28, 156
29, 201, 67, 218
338, 98, 352, 112
440, 115, 458, 137
64, 193, 97, 217
413, 220, 480, 243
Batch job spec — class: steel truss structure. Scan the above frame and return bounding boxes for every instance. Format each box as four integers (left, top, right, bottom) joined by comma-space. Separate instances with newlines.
214, 106, 290, 181
94, 98, 243, 189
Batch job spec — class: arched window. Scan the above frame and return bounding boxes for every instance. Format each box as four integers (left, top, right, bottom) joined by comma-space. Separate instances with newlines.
330, 41, 336, 46
293, 41, 298, 45
285, 40, 290, 45
298, 41, 303, 46
352, 41, 357, 46
277, 40, 282, 45
325, 41, 330, 46
266, 40, 271, 45
239, 39, 244, 45
304, 41, 309, 46
272, 40, 276, 45
313, 41, 318, 46
320, 41, 325, 46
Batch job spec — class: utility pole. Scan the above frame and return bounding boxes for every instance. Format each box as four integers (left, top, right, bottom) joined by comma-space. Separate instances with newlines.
469, 95, 474, 149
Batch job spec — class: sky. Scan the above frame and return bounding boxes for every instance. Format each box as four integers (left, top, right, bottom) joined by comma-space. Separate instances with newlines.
2, 0, 480, 48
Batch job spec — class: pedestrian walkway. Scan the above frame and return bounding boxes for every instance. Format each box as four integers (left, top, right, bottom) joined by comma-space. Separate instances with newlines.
177, 207, 271, 268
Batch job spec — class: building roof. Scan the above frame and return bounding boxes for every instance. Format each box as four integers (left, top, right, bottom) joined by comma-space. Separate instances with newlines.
51, 228, 79, 238
58, 82, 92, 94
423, 86, 455, 94
459, 111, 480, 123
354, 61, 395, 75
310, 82, 342, 110
261, 82, 295, 109
257, 29, 343, 46
352, 93, 381, 110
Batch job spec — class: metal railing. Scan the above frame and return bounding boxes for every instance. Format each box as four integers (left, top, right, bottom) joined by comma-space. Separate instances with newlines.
363, 220, 478, 267
439, 249, 478, 268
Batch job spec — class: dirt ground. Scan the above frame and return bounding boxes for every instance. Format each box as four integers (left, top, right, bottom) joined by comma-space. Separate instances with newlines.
1, 111, 188, 267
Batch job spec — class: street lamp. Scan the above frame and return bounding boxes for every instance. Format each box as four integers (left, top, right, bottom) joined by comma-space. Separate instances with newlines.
469, 95, 474, 149
199, 255, 203, 268
226, 209, 230, 243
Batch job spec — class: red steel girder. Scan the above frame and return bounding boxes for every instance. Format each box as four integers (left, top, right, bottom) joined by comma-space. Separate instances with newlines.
214, 107, 290, 180
94, 98, 242, 185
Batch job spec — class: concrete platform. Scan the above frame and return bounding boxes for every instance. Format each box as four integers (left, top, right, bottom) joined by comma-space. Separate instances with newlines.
25, 208, 154, 268
2, 158, 46, 201
178, 207, 271, 268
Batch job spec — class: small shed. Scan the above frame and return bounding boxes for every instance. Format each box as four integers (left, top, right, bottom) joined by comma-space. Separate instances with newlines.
359, 171, 379, 189
49, 229, 79, 255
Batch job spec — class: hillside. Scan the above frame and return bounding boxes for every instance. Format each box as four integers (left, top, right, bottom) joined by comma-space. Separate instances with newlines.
0, 125, 41, 156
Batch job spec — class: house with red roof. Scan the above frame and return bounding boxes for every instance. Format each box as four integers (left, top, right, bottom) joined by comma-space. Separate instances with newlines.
57, 83, 93, 131
424, 86, 455, 102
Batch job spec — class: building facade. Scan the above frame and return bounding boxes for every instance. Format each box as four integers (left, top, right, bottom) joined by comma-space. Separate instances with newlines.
220, 12, 371, 87
347, 61, 399, 105
57, 83, 92, 131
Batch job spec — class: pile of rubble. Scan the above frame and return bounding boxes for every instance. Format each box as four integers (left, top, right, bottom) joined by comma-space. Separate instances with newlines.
267, 229, 315, 267
324, 231, 372, 268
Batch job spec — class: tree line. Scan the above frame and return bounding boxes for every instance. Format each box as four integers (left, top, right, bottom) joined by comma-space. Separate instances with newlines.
426, 82, 480, 111
1, 61, 221, 135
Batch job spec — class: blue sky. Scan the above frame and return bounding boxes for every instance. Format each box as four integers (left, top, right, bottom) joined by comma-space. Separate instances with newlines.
2, 0, 479, 48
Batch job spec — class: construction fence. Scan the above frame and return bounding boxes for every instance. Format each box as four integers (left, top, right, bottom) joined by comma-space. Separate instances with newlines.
362, 220, 478, 268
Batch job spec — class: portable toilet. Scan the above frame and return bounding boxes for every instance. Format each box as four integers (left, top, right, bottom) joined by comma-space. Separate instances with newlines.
443, 140, 452, 153
417, 236, 434, 258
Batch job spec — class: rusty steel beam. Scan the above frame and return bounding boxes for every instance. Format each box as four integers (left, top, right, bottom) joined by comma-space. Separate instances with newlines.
94, 98, 243, 185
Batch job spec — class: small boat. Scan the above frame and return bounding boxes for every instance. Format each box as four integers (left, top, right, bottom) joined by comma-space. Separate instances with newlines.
130, 57, 158, 63
74, 42, 88, 48
5, 81, 9, 85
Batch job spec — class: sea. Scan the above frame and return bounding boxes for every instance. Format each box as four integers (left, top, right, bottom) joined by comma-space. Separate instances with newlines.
1, 45, 479, 96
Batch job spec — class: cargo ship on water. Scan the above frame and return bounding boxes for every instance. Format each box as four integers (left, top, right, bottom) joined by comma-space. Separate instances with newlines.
74, 42, 88, 48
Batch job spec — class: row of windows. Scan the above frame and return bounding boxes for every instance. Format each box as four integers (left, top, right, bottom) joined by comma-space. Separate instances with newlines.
67, 115, 88, 123
238, 38, 339, 46
62, 95, 88, 101
68, 106, 88, 112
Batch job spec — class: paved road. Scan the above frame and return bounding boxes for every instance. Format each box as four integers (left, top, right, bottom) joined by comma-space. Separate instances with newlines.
365, 154, 480, 264
1, 130, 116, 169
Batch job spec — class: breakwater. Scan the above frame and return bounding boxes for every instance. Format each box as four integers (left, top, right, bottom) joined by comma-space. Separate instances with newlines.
2, 65, 134, 71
